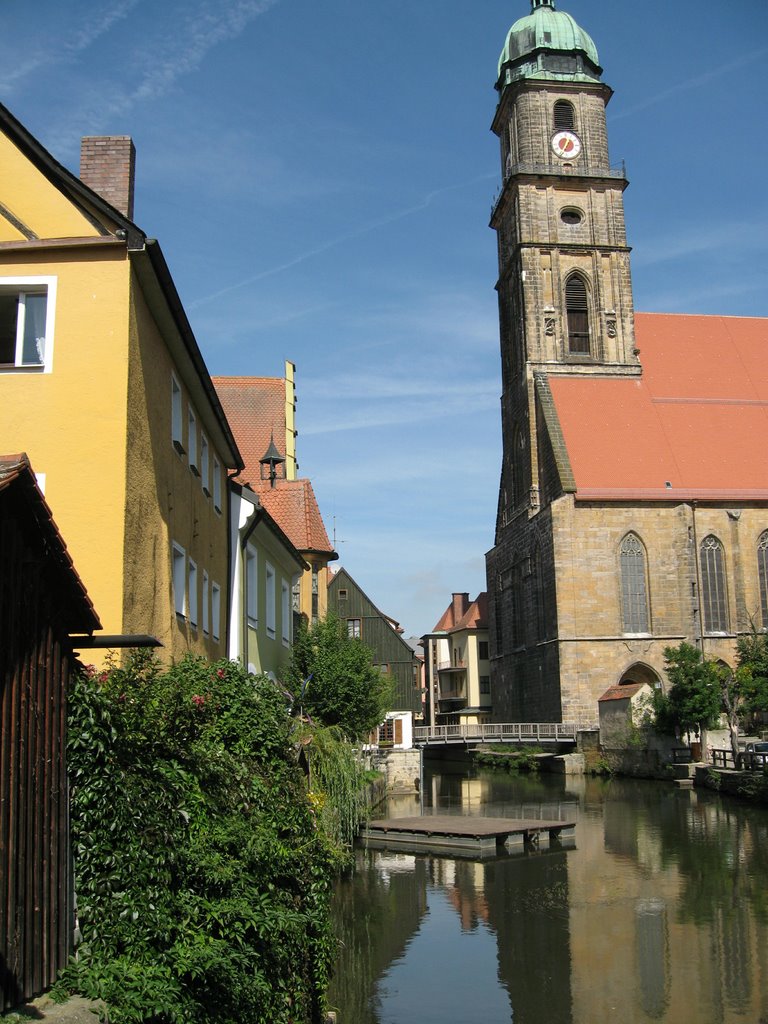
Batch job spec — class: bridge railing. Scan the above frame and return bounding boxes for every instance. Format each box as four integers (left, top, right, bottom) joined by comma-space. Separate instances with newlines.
413, 722, 577, 746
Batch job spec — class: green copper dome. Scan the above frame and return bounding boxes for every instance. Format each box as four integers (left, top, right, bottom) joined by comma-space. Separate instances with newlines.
497, 0, 602, 88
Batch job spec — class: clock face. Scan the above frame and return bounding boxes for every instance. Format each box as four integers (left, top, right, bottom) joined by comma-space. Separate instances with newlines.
551, 130, 582, 159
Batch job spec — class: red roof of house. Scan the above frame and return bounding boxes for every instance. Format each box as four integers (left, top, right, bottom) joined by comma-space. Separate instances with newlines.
256, 479, 335, 555
213, 376, 286, 487
598, 682, 647, 702
549, 313, 768, 501
433, 592, 488, 633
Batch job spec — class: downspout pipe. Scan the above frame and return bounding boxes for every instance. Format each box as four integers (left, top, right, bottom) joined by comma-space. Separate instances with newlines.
690, 500, 705, 654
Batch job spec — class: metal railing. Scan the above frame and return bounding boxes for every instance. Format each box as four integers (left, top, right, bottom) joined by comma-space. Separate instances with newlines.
413, 722, 577, 746
711, 748, 768, 772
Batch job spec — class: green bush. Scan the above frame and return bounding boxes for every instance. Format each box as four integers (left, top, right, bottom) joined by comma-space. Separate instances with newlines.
56, 652, 336, 1024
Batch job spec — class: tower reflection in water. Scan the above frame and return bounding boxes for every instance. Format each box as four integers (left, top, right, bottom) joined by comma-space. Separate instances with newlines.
328, 767, 768, 1024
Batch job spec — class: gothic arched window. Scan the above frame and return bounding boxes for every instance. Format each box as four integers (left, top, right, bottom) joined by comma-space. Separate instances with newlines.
700, 535, 729, 633
553, 100, 575, 131
565, 274, 590, 355
758, 531, 768, 629
620, 533, 650, 633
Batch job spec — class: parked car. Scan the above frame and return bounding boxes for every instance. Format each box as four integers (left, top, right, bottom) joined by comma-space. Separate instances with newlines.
744, 742, 768, 767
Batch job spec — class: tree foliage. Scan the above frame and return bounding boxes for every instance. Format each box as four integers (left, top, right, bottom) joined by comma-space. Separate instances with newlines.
57, 652, 336, 1024
285, 614, 392, 740
736, 629, 768, 723
657, 638, 768, 762
655, 642, 721, 738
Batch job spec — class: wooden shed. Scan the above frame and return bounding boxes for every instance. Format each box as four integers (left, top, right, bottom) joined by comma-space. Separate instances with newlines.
0, 454, 100, 1011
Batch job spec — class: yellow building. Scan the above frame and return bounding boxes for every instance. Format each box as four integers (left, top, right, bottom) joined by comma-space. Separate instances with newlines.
422, 593, 491, 729
0, 104, 242, 661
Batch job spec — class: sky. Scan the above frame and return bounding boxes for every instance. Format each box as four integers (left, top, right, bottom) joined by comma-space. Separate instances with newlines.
1, 0, 766, 639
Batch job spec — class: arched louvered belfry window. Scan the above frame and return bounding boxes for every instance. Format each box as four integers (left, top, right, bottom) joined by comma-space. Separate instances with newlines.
620, 533, 650, 633
758, 531, 768, 629
565, 274, 590, 355
700, 535, 729, 633
553, 100, 575, 131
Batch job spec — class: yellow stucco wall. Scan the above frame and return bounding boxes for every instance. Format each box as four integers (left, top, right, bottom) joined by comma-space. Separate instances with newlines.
0, 248, 131, 638
122, 268, 230, 662
0, 133, 104, 242
243, 519, 301, 678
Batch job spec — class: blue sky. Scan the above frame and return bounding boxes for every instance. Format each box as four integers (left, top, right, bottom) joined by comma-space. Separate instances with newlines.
2, 0, 766, 638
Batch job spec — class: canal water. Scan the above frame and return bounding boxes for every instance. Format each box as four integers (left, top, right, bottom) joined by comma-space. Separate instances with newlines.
328, 759, 768, 1024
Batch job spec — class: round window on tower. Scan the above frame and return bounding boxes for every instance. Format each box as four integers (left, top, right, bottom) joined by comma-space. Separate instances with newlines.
560, 208, 583, 226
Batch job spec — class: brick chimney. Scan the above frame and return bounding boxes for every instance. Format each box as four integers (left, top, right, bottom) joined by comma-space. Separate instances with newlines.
451, 593, 470, 625
79, 136, 136, 219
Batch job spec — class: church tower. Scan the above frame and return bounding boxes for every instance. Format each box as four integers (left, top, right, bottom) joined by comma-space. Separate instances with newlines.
491, 0, 638, 526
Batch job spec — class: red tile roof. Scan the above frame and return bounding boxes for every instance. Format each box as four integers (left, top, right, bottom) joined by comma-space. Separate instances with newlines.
214, 377, 335, 557
549, 313, 768, 501
598, 682, 647, 702
433, 592, 488, 633
213, 376, 286, 487
255, 479, 334, 555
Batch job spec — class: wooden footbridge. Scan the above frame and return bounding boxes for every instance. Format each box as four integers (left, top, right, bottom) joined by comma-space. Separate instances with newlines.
413, 722, 577, 748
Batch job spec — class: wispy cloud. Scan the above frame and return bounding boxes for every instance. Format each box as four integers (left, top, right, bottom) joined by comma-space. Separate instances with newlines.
103, 0, 281, 116
633, 221, 767, 268
41, 0, 283, 153
0, 0, 145, 93
610, 47, 768, 122
300, 385, 499, 437
188, 171, 498, 309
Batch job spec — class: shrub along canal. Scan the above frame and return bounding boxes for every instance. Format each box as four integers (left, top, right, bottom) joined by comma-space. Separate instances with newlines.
328, 757, 768, 1024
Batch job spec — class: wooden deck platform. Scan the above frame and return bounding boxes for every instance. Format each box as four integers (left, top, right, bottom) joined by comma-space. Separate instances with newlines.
360, 815, 576, 856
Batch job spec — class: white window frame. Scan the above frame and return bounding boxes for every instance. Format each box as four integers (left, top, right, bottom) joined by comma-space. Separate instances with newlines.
188, 407, 198, 474
281, 578, 290, 647
200, 432, 210, 495
171, 375, 184, 453
202, 570, 210, 636
265, 562, 276, 639
188, 559, 198, 628
0, 277, 57, 373
172, 542, 186, 618
211, 582, 221, 642
213, 456, 222, 513
246, 545, 258, 627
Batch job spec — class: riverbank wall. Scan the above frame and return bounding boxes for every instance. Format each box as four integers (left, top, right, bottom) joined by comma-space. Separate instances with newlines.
370, 748, 421, 794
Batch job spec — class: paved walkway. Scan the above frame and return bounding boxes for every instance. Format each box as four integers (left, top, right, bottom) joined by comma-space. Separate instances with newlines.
3, 996, 103, 1024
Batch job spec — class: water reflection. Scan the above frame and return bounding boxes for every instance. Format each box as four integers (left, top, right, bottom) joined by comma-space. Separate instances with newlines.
329, 764, 768, 1024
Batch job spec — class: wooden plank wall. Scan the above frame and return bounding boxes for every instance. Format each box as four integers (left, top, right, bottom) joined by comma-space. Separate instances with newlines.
0, 504, 74, 1011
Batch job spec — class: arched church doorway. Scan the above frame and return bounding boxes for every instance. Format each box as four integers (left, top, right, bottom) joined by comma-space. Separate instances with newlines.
618, 663, 661, 690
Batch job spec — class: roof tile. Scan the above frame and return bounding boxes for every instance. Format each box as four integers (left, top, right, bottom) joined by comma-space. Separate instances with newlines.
549, 313, 768, 500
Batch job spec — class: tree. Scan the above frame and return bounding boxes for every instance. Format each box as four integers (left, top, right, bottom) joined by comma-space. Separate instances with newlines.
716, 661, 756, 768
657, 642, 721, 750
285, 613, 392, 740
736, 628, 768, 724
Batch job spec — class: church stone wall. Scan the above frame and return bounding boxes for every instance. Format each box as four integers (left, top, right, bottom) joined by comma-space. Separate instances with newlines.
489, 498, 768, 730
551, 500, 768, 728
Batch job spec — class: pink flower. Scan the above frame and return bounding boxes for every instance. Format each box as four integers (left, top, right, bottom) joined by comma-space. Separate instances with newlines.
98, 672, 108, 684
216, 668, 226, 680
191, 694, 206, 708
